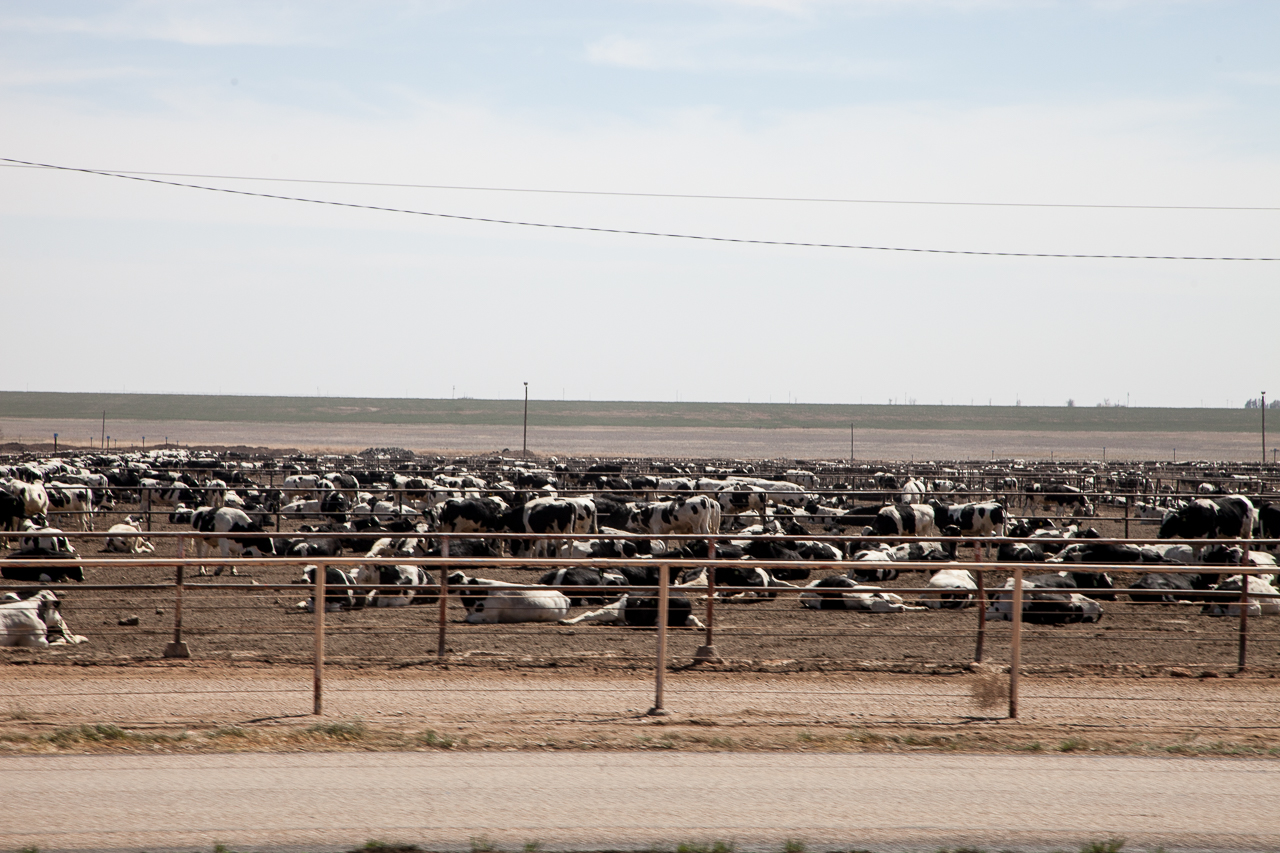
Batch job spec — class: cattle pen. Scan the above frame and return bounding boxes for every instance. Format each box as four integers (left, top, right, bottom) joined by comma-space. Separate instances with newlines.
4, 529, 1280, 724
5, 450, 1280, 753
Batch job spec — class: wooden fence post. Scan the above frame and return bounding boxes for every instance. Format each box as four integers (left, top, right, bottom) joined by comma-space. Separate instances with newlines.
163, 536, 190, 658
1008, 566, 1023, 719
313, 562, 325, 715
438, 538, 450, 658
973, 567, 986, 663
648, 562, 671, 716
695, 538, 720, 663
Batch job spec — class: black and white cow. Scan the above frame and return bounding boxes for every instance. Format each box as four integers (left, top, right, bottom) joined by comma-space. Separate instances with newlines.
986, 577, 1104, 624
875, 504, 937, 538
295, 565, 357, 612
1200, 575, 1280, 617
929, 500, 1006, 537
1127, 572, 1216, 604
799, 576, 918, 612
435, 497, 508, 533
630, 495, 723, 538
0, 479, 49, 519
559, 591, 704, 628
536, 566, 613, 606
504, 497, 579, 557
1159, 495, 1256, 544
448, 574, 571, 623
2, 544, 85, 582
45, 484, 95, 531
1025, 484, 1094, 517
190, 506, 275, 573
351, 564, 437, 607
0, 489, 26, 546
715, 483, 769, 525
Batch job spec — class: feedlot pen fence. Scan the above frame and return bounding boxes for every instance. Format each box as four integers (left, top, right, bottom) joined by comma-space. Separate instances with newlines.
4, 530, 1280, 723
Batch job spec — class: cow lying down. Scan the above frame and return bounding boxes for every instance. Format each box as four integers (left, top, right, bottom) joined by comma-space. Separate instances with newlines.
985, 578, 1103, 624
448, 573, 571, 624
559, 592, 706, 628
1201, 575, 1280, 618
800, 576, 923, 612
103, 517, 154, 554
1, 590, 88, 648
919, 568, 977, 609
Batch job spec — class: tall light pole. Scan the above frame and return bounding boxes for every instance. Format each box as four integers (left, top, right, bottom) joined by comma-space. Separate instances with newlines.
522, 382, 529, 458
1263, 391, 1267, 466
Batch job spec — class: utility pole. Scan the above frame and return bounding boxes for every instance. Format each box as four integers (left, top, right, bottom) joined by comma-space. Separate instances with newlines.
522, 382, 529, 458
1263, 391, 1267, 465
849, 423, 854, 464
100, 411, 106, 450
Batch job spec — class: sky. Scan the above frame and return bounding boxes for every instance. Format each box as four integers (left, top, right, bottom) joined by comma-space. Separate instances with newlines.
1, 0, 1277, 409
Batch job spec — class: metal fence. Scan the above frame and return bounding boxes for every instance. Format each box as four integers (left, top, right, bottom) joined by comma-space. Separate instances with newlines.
4, 529, 1279, 723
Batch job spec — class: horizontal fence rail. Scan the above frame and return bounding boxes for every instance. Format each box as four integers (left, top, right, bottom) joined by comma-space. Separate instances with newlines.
4, 526, 1280, 721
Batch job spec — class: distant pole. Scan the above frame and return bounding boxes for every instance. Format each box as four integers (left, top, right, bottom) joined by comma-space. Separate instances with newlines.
849, 423, 854, 464
522, 382, 529, 458
53, 433, 57, 454
100, 411, 106, 449
1263, 392, 1267, 465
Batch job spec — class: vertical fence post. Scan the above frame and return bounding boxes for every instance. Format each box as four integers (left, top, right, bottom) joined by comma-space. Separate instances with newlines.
695, 538, 720, 663
1124, 492, 1131, 539
163, 536, 190, 658
437, 537, 450, 658
648, 562, 671, 716
313, 563, 325, 715
973, 567, 986, 663
1008, 566, 1023, 719
1239, 540, 1251, 672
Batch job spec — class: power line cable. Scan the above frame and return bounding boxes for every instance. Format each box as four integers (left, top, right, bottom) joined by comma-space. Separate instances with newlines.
3, 162, 1276, 211
4, 156, 1277, 261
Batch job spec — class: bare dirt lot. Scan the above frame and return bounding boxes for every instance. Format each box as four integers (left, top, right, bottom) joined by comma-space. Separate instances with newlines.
0, 416, 1265, 459
4, 498, 1280, 756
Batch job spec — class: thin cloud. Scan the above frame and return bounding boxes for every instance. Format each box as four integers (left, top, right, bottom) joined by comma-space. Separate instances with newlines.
585, 34, 904, 77
0, 3, 321, 46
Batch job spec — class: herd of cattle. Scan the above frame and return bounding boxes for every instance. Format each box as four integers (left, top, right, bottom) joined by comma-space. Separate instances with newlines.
1, 449, 1279, 649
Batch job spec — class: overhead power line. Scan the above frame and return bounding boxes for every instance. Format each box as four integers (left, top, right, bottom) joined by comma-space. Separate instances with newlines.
4, 156, 1277, 261
3, 161, 1276, 211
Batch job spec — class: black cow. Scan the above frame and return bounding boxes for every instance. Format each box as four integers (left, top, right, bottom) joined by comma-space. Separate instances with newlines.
1128, 572, 1215, 604
1256, 501, 1280, 539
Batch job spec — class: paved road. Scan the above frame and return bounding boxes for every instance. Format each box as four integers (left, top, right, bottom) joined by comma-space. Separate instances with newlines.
3, 752, 1278, 852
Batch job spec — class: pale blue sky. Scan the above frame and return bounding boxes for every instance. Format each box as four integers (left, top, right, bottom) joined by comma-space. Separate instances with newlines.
2, 1, 1277, 407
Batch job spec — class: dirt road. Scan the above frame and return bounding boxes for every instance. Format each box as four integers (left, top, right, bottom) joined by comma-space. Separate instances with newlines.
3, 750, 1279, 852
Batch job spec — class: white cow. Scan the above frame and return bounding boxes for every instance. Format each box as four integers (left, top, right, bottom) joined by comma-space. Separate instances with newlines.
103, 517, 154, 554
918, 568, 977, 609
451, 575, 571, 623
0, 591, 88, 648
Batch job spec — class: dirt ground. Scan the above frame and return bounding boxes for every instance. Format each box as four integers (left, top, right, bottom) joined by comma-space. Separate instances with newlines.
10, 502, 1278, 673
4, 497, 1280, 757
0, 416, 1265, 459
